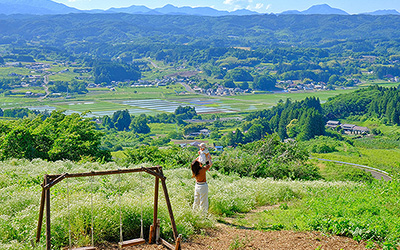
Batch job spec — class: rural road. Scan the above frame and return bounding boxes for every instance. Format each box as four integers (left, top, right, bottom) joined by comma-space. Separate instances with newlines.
38, 74, 50, 101
312, 158, 392, 181
179, 82, 195, 93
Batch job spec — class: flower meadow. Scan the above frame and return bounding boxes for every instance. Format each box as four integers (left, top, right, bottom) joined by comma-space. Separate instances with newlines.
0, 159, 399, 249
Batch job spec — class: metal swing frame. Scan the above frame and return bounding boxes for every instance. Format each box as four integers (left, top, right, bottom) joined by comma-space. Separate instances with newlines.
35, 166, 182, 250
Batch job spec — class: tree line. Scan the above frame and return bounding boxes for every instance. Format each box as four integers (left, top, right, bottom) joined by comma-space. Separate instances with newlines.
0, 111, 111, 161
324, 85, 400, 125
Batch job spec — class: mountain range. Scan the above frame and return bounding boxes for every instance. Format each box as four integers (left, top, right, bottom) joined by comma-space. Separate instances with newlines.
0, 0, 399, 16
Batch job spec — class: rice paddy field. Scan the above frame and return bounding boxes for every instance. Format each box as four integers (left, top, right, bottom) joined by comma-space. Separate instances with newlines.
1, 84, 358, 118
1, 159, 400, 250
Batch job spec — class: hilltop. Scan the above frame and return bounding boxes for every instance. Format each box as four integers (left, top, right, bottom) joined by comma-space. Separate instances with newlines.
0, 1, 398, 16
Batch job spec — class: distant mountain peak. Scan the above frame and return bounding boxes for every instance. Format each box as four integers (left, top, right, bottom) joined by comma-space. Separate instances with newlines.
0, 1, 398, 17
303, 4, 349, 15
280, 4, 349, 15
0, 0, 80, 15
364, 9, 400, 15
106, 3, 258, 16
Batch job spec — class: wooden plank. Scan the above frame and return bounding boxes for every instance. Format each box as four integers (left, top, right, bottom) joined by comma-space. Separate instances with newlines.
142, 167, 166, 181
118, 238, 146, 248
36, 178, 46, 243
151, 169, 160, 244
148, 225, 154, 244
160, 238, 174, 250
156, 219, 160, 244
175, 234, 182, 250
42, 173, 67, 190
160, 178, 178, 240
47, 167, 161, 179
71, 247, 97, 250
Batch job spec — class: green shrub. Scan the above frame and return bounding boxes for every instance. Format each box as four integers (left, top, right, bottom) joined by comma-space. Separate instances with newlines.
124, 145, 194, 169
214, 134, 321, 180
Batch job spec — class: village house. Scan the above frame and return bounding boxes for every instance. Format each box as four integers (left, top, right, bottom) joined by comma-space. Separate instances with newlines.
326, 120, 340, 129
326, 120, 370, 135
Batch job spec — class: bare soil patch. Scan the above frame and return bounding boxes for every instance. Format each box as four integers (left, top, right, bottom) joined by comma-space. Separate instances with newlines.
95, 205, 369, 249
97, 223, 368, 250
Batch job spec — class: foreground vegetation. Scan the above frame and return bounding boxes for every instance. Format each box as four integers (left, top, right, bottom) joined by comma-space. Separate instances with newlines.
0, 159, 398, 250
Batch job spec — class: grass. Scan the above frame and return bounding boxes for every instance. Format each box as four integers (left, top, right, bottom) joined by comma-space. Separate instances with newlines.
317, 161, 375, 182
0, 66, 33, 78
149, 123, 179, 135
234, 179, 400, 247
48, 72, 81, 82
314, 148, 400, 175
0, 158, 399, 249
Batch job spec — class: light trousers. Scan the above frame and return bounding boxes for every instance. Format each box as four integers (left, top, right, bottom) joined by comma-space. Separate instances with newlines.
193, 182, 208, 213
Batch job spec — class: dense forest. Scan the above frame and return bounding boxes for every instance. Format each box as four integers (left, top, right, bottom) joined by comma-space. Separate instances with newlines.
324, 85, 400, 124
2, 14, 400, 90
1, 14, 400, 48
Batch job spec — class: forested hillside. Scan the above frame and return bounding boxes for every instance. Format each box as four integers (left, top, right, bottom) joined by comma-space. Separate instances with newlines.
1, 14, 400, 49
324, 85, 400, 125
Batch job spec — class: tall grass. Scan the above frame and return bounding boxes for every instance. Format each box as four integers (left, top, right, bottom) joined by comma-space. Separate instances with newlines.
0, 159, 213, 249
248, 179, 400, 247
0, 159, 398, 249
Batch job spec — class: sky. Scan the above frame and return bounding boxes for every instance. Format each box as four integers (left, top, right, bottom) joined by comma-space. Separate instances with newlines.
52, 0, 400, 14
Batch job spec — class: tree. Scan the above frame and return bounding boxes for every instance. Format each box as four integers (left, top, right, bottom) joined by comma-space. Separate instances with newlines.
175, 106, 197, 120
102, 115, 114, 129
3, 108, 31, 118
286, 119, 299, 138
223, 79, 236, 88
112, 110, 131, 131
245, 124, 264, 142
328, 75, 339, 85
130, 114, 150, 134
224, 68, 253, 82
252, 75, 276, 91
0, 111, 111, 162
236, 81, 249, 90
183, 124, 205, 135
47, 113, 110, 161
93, 62, 141, 84
0, 108, 3, 117
0, 127, 37, 160
233, 129, 245, 146
297, 109, 325, 141
17, 55, 35, 62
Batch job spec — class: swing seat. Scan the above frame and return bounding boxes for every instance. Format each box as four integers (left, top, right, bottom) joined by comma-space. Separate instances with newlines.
71, 247, 97, 250
119, 238, 146, 248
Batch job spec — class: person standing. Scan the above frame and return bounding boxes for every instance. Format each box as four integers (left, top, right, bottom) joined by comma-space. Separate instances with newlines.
191, 145, 212, 213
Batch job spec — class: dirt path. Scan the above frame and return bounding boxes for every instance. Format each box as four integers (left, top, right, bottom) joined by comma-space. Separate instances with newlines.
312, 158, 392, 181
97, 206, 369, 250
101, 225, 368, 250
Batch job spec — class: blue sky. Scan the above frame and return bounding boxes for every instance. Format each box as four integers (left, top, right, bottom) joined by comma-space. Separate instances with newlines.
52, 0, 400, 14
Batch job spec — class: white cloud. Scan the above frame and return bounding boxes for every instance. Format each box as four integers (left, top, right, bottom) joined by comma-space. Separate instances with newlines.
224, 0, 253, 7
255, 3, 264, 9
223, 0, 235, 5
224, 0, 269, 12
